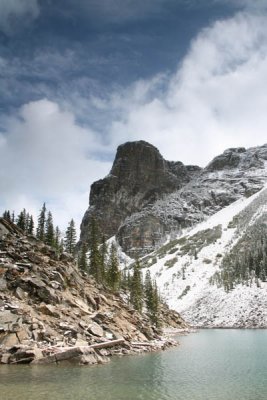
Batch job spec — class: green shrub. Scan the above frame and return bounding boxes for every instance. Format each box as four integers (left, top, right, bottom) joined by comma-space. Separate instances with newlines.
164, 257, 178, 268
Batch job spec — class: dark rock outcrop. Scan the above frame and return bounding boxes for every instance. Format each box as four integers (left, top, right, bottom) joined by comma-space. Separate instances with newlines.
206, 147, 265, 171
80, 141, 201, 251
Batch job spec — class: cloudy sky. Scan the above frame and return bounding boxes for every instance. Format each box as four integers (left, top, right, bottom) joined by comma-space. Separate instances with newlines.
0, 0, 267, 232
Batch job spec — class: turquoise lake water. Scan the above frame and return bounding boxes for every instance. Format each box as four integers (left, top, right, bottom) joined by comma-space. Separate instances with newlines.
1, 329, 267, 400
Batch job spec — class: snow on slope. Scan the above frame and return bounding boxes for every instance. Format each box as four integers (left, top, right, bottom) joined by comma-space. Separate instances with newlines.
144, 185, 267, 327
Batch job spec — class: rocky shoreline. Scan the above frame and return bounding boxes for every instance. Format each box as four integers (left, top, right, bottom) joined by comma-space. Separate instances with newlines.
0, 218, 188, 365
0, 336, 180, 366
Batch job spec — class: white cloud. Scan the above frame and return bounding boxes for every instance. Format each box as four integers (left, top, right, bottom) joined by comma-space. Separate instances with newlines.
104, 11, 267, 165
0, 99, 111, 230
0, 0, 40, 35
2, 8, 267, 233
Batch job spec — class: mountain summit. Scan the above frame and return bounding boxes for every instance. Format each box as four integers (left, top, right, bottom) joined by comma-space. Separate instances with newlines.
80, 141, 267, 257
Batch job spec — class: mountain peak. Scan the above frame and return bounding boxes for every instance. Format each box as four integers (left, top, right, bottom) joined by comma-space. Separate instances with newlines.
80, 141, 267, 257
80, 141, 198, 250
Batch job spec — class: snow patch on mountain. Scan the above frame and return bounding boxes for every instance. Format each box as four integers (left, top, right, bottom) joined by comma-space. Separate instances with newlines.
143, 185, 267, 327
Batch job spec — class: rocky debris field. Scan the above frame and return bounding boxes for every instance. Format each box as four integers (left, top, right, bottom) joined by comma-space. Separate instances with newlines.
0, 218, 187, 365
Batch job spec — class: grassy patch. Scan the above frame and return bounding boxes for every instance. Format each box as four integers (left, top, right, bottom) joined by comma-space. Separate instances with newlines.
179, 225, 222, 257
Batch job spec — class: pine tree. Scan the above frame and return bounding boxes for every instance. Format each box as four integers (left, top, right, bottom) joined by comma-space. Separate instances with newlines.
16, 209, 27, 232
36, 203, 46, 241
88, 217, 101, 281
121, 266, 131, 291
150, 280, 160, 326
99, 235, 107, 282
27, 215, 34, 235
107, 243, 120, 291
144, 270, 160, 325
25, 212, 30, 233
59, 238, 64, 254
78, 243, 88, 271
130, 259, 143, 312
2, 210, 11, 221
64, 219, 77, 255
144, 270, 154, 311
45, 211, 54, 246
54, 226, 62, 253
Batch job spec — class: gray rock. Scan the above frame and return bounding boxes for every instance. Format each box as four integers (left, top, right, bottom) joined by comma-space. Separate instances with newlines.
0, 333, 19, 347
1, 353, 11, 364
0, 310, 21, 327
16, 328, 30, 342
17, 277, 59, 304
0, 278, 7, 291
59, 322, 78, 335
87, 322, 104, 337
32, 346, 106, 365
9, 347, 43, 364
38, 304, 61, 318
15, 287, 27, 300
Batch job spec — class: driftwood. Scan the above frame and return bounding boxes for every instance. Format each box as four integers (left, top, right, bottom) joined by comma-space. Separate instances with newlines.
43, 339, 126, 354
89, 339, 125, 349
131, 342, 154, 347
31, 340, 126, 365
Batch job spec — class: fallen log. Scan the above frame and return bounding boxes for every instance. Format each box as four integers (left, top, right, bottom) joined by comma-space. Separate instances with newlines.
89, 338, 125, 349
40, 339, 126, 355
131, 342, 154, 347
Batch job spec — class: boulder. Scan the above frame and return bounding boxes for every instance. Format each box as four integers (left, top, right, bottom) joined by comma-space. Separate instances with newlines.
32, 346, 107, 365
0, 333, 19, 346
15, 287, 27, 300
17, 277, 59, 304
16, 328, 30, 342
9, 346, 43, 364
64, 293, 90, 315
0, 310, 21, 330
87, 322, 104, 337
0, 277, 7, 291
1, 353, 11, 364
38, 304, 61, 318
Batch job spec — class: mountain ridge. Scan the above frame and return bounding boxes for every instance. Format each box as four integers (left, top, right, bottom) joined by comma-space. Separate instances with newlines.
80, 141, 267, 257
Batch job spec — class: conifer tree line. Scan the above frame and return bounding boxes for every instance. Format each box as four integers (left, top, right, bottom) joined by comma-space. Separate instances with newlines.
79, 218, 161, 325
2, 203, 76, 255
211, 219, 267, 291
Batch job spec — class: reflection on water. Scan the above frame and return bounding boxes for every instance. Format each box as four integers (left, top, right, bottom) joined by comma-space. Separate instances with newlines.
1, 330, 267, 400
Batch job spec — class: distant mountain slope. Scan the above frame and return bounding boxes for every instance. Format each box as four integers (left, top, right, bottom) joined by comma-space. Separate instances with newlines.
80, 142, 267, 258
143, 186, 267, 327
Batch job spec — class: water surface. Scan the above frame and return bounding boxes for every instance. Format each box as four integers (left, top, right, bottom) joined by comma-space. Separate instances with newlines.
1, 330, 267, 400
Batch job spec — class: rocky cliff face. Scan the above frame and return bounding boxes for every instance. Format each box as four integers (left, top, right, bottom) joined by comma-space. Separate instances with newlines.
80, 142, 267, 258
80, 140, 201, 254
0, 218, 187, 365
